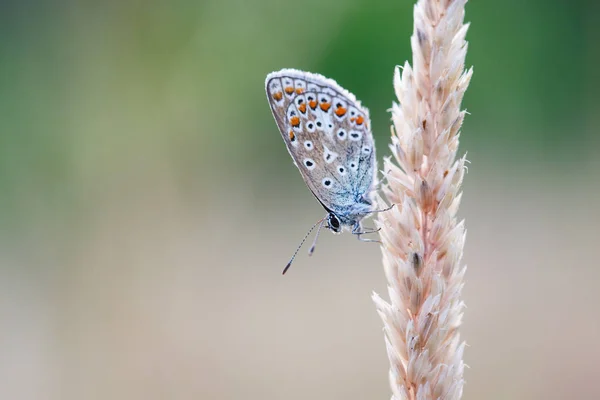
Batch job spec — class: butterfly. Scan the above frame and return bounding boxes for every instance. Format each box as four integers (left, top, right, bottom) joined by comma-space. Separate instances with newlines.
265, 69, 389, 274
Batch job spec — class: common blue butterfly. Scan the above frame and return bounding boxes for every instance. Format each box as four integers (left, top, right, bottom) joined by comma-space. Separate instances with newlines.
265, 69, 385, 273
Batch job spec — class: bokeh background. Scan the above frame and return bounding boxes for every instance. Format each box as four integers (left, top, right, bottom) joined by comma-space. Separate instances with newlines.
1, 0, 599, 399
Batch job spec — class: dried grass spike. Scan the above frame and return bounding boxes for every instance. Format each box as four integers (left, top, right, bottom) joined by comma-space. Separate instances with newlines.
373, 0, 472, 399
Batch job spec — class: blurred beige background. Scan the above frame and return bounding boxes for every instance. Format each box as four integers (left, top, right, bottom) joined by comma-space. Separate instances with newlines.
1, 0, 599, 399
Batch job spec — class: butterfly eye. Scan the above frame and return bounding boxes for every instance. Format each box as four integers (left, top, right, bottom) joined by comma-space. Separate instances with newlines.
337, 166, 347, 176
322, 178, 333, 188
304, 141, 313, 150
337, 129, 347, 140
327, 213, 341, 232
349, 161, 359, 171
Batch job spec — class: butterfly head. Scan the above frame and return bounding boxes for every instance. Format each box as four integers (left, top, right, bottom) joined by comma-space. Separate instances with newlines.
324, 195, 375, 234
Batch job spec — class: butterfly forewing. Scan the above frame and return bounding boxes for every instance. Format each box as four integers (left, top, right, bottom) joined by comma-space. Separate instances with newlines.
265, 69, 376, 215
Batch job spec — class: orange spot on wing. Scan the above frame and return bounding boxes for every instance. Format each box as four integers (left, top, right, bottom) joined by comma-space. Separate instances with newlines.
320, 102, 331, 112
350, 117, 356, 122
298, 103, 307, 113
295, 88, 304, 94
284, 86, 294, 95
356, 115, 364, 125
290, 116, 300, 127
335, 107, 347, 117
272, 91, 283, 101
289, 131, 295, 140
308, 100, 318, 110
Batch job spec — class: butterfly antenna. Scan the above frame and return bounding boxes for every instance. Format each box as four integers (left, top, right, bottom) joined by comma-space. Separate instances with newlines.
282, 216, 327, 275
308, 218, 326, 256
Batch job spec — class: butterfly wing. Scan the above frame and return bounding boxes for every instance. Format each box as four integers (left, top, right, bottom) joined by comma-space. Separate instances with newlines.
265, 69, 376, 215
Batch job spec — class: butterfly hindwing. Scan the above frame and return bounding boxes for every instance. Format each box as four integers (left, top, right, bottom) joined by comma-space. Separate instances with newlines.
265, 69, 376, 216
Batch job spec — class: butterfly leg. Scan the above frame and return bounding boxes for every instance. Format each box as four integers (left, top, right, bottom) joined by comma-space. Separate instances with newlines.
356, 235, 381, 243
363, 203, 395, 215
352, 223, 382, 243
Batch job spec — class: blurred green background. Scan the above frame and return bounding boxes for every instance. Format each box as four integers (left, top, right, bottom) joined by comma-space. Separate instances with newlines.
1, 0, 599, 399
